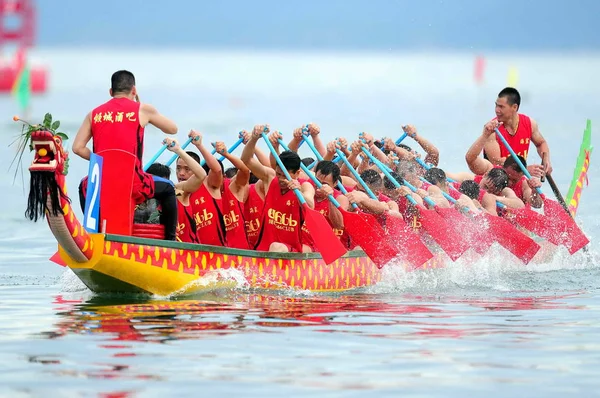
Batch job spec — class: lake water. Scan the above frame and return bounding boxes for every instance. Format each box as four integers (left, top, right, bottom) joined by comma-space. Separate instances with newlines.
1, 49, 600, 397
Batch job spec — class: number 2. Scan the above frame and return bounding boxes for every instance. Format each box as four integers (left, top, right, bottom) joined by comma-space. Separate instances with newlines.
85, 163, 100, 230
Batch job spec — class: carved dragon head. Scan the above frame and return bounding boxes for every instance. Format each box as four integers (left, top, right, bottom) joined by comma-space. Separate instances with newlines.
12, 113, 69, 175
29, 129, 69, 174
12, 114, 71, 222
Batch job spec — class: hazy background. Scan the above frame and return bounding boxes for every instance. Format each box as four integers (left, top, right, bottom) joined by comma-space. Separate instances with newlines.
36, 0, 600, 51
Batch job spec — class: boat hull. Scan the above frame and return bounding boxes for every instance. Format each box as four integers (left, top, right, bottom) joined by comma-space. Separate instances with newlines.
59, 233, 446, 296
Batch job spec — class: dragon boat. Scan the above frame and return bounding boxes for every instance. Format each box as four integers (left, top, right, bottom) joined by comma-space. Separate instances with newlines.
21, 120, 446, 296
19, 115, 592, 297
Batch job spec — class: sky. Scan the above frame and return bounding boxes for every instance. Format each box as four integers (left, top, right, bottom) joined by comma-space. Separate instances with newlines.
33, 0, 600, 52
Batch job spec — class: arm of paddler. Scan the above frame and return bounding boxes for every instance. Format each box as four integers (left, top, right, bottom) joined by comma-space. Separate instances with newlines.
445, 171, 476, 182
403, 125, 440, 166
168, 137, 206, 194
345, 190, 388, 215
141, 103, 177, 135
426, 185, 451, 208
307, 123, 327, 159
523, 178, 543, 208
530, 118, 552, 175
465, 128, 496, 175
241, 125, 275, 184
217, 141, 250, 201
483, 135, 505, 167
480, 193, 499, 216
190, 130, 223, 191
286, 128, 304, 153
340, 176, 357, 190
72, 112, 93, 161
300, 181, 315, 209
267, 131, 283, 170
497, 187, 525, 209
328, 193, 347, 229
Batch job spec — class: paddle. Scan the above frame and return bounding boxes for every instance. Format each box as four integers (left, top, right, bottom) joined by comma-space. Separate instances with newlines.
261, 131, 347, 265
413, 157, 542, 264
279, 139, 430, 268
541, 150, 571, 213
358, 138, 472, 261
417, 177, 494, 256
306, 131, 408, 170
495, 128, 589, 254
216, 133, 245, 162
165, 132, 245, 167
143, 144, 169, 171
332, 147, 434, 269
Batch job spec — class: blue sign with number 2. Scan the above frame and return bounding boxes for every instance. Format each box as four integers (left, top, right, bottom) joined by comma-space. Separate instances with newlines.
83, 154, 103, 233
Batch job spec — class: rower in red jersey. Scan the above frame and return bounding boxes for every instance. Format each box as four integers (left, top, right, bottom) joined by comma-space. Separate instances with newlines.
186, 131, 227, 246
240, 126, 316, 253
72, 70, 178, 240
462, 120, 543, 208
214, 140, 251, 250
483, 87, 552, 177
165, 136, 209, 243
302, 160, 351, 249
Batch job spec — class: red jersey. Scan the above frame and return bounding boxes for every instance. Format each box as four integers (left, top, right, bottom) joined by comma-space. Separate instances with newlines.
190, 183, 226, 246
222, 180, 250, 250
255, 178, 305, 252
510, 176, 526, 201
91, 97, 154, 205
176, 199, 198, 243
244, 184, 264, 248
495, 114, 533, 159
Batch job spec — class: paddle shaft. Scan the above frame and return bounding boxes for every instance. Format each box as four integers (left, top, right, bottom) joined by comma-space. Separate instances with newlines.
357, 146, 422, 206
546, 173, 571, 215
167, 134, 244, 166
165, 137, 194, 166
143, 144, 169, 171
261, 132, 309, 205
300, 137, 360, 209
335, 148, 379, 200
495, 128, 543, 195
307, 132, 407, 170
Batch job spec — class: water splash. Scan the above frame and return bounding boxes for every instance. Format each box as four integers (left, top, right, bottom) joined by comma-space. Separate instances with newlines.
369, 242, 600, 295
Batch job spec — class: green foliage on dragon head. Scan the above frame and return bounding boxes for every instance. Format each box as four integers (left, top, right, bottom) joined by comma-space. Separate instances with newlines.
12, 113, 71, 222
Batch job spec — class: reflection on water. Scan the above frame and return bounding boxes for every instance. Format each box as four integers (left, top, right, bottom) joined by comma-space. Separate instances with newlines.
47, 292, 587, 344
0, 286, 597, 396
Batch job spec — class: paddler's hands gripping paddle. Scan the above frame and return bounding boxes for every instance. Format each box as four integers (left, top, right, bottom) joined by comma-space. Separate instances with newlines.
164, 130, 245, 167
261, 129, 347, 265
281, 137, 432, 269
495, 128, 589, 254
